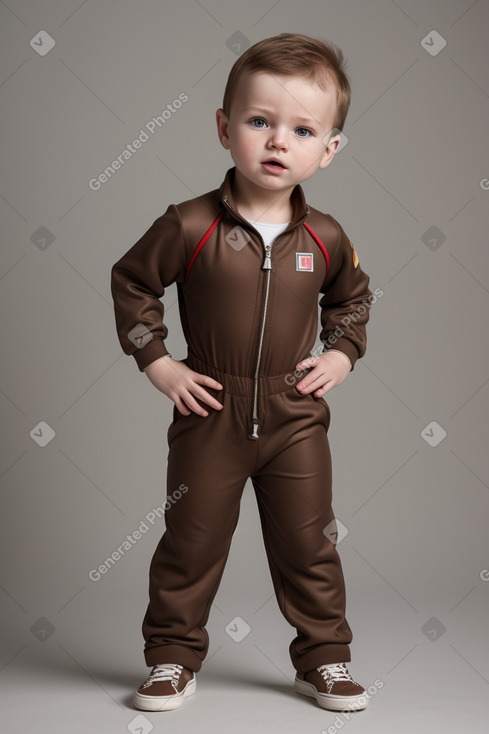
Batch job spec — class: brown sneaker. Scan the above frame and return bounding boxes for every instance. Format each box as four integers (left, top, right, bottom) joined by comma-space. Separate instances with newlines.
294, 662, 368, 711
133, 663, 196, 711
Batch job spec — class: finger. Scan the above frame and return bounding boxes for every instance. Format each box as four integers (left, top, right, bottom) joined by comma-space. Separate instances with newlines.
174, 397, 192, 416
192, 387, 224, 411
317, 380, 335, 396
296, 356, 318, 371
194, 373, 224, 391
182, 392, 211, 417
302, 373, 335, 395
297, 369, 323, 392
188, 374, 224, 410
183, 385, 226, 416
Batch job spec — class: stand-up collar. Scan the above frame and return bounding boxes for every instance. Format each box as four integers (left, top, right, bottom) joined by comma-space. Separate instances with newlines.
218, 166, 310, 231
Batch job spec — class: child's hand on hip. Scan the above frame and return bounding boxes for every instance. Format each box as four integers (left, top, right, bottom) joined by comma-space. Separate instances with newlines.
144, 356, 223, 417
294, 350, 352, 398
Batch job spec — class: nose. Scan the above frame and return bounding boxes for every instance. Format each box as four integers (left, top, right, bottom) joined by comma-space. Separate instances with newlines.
268, 125, 289, 151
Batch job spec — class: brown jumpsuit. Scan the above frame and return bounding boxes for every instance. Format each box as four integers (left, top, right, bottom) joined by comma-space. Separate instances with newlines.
110, 166, 372, 674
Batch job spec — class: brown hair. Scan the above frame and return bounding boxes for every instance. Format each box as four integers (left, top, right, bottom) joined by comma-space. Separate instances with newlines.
222, 33, 351, 131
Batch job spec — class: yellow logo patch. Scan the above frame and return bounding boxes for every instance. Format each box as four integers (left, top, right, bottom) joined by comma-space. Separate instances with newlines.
349, 240, 359, 268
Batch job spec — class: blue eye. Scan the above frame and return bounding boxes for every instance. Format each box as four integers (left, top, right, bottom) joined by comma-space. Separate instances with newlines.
296, 127, 312, 138
251, 117, 267, 128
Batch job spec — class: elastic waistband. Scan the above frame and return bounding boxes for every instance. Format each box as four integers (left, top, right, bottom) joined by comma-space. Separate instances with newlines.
185, 353, 302, 397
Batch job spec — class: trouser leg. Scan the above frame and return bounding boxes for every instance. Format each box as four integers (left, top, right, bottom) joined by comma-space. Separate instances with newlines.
250, 388, 352, 674
142, 388, 253, 672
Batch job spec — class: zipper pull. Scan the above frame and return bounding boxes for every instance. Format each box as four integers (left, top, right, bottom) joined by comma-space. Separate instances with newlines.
263, 245, 272, 270
250, 423, 259, 439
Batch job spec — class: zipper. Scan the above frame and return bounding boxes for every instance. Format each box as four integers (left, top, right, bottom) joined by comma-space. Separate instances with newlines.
223, 195, 273, 439
250, 247, 272, 439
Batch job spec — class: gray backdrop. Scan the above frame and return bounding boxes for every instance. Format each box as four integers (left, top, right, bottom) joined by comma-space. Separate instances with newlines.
1, 1, 488, 732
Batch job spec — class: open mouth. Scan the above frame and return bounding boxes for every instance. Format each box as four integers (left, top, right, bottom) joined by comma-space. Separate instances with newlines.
262, 159, 286, 169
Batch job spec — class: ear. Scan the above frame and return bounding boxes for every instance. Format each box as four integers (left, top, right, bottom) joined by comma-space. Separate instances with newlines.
216, 108, 231, 150
318, 130, 342, 169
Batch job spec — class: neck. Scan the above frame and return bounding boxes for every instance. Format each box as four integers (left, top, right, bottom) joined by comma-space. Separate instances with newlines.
232, 168, 294, 223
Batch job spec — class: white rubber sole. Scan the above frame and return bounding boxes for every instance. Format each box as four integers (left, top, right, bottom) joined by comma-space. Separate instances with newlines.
133, 677, 196, 711
294, 676, 369, 712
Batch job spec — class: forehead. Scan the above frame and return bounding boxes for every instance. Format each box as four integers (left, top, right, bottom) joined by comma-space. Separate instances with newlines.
232, 70, 337, 125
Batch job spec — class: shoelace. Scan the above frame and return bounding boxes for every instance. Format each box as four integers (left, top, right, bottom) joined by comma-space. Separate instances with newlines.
317, 662, 358, 688
143, 663, 183, 689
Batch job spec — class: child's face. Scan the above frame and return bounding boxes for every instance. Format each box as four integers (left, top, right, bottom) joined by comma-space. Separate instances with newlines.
216, 71, 341, 192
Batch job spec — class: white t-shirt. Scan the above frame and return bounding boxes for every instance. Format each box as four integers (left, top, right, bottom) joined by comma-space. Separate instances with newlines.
245, 218, 290, 248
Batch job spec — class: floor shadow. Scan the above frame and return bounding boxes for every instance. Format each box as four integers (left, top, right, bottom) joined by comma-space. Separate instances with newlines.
18, 651, 299, 708
198, 666, 295, 698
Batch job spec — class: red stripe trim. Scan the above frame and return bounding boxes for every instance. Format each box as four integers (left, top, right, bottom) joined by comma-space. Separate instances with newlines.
303, 222, 330, 275
185, 211, 224, 281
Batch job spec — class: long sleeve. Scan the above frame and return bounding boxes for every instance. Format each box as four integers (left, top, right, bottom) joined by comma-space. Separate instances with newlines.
319, 218, 372, 371
110, 204, 187, 372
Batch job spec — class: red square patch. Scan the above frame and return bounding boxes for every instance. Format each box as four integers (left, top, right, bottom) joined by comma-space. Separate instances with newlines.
296, 252, 314, 272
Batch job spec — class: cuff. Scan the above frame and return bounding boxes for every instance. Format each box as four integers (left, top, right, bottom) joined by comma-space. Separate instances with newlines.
133, 338, 170, 372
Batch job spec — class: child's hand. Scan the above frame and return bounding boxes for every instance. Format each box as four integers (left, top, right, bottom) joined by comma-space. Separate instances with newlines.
294, 351, 352, 398
143, 357, 223, 417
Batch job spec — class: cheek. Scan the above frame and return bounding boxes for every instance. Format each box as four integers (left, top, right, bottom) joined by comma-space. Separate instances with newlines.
233, 132, 257, 159
300, 141, 325, 164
